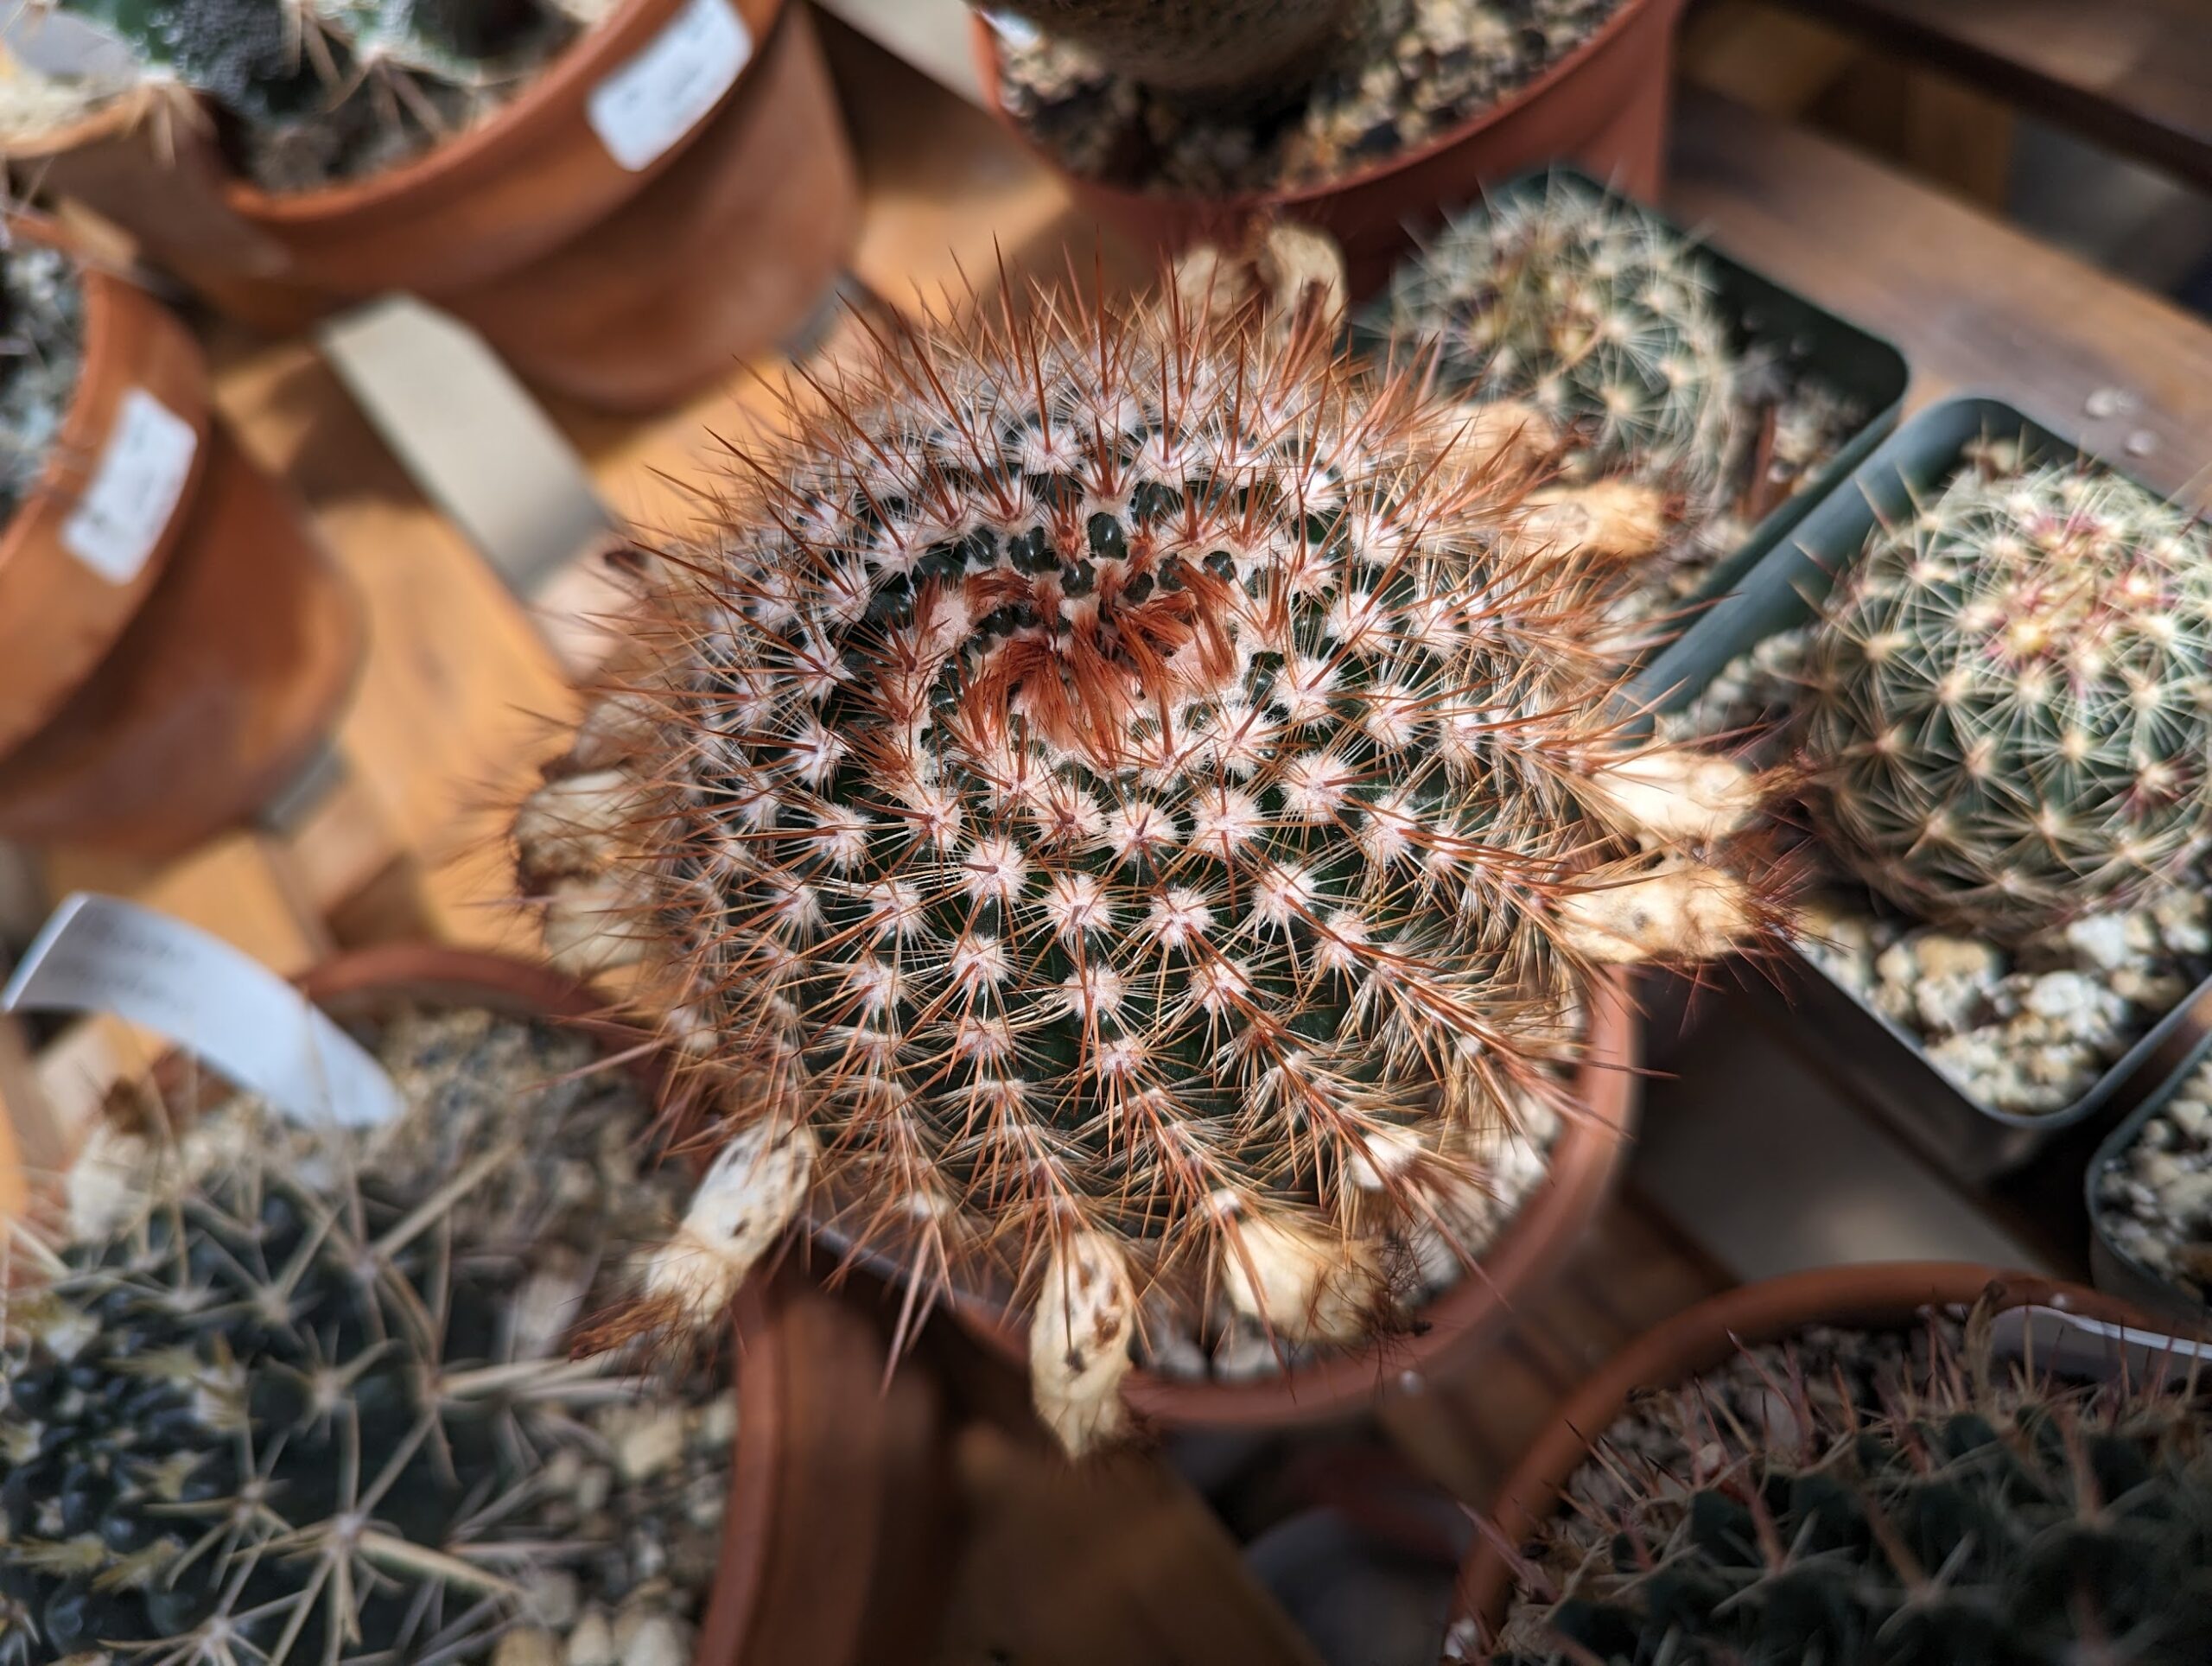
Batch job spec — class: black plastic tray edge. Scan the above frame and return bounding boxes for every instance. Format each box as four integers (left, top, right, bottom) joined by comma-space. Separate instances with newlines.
1633, 391, 2212, 1181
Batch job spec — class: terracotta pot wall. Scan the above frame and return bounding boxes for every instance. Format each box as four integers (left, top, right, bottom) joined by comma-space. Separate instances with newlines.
973, 0, 1688, 295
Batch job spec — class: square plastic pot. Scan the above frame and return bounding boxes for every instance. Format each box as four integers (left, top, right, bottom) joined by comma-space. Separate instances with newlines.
1634, 394, 2212, 1183
1353, 163, 1908, 619
2086, 999, 2212, 1332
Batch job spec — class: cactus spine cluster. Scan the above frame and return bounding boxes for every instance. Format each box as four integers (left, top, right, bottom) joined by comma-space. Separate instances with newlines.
1803, 457, 2212, 943
515, 238, 1779, 1452
47, 0, 596, 185
975, 0, 1361, 98
1387, 175, 1738, 531
0, 1147, 617, 1666
1481, 1326, 2212, 1665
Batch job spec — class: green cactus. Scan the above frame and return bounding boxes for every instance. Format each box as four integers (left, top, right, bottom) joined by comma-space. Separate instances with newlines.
51, 0, 585, 186
1802, 456, 2212, 944
1480, 1328, 2212, 1665
511, 253, 1783, 1452
976, 0, 1362, 99
0, 237, 84, 523
0, 1147, 618, 1666
1386, 175, 1738, 506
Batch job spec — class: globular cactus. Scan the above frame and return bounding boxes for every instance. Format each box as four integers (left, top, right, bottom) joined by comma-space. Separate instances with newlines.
1802, 457, 2212, 944
514, 237, 1782, 1453
48, 0, 588, 183
1479, 1326, 2212, 1664
0, 1148, 620, 1666
975, 0, 1361, 99
1387, 175, 1738, 537
0, 238, 83, 519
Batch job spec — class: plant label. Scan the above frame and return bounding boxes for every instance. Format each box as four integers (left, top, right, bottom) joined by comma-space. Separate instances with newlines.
60, 387, 197, 584
3, 893, 404, 1129
588, 0, 752, 174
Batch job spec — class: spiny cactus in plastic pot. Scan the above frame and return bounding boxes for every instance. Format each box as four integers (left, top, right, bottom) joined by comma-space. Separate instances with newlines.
0, 1146, 617, 1664
1388, 175, 1738, 537
1803, 458, 2212, 945
1477, 1323, 2212, 1664
513, 238, 1787, 1453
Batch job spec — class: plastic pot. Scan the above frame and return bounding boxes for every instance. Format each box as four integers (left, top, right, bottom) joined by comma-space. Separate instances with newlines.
971, 0, 1689, 295
2086, 996, 2212, 1333
820, 970, 1638, 1434
1450, 1262, 2141, 1651
1351, 163, 1909, 619
0, 219, 362, 859
16, 0, 858, 412
1634, 395, 2212, 1183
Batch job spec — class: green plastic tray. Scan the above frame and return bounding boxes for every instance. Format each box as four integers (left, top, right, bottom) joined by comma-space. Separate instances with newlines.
1356, 164, 1909, 615
1639, 394, 2212, 1183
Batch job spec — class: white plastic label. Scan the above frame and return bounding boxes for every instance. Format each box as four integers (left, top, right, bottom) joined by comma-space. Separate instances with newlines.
3, 893, 404, 1129
60, 387, 197, 584
587, 0, 751, 173
1990, 1303, 2212, 1387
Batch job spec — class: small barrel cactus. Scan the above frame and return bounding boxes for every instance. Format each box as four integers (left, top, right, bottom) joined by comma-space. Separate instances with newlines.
1479, 1324, 2212, 1664
0, 1146, 614, 1665
1802, 457, 2212, 943
1387, 175, 1738, 530
514, 235, 1782, 1452
975, 0, 1361, 99
47, 0, 591, 185
0, 237, 84, 521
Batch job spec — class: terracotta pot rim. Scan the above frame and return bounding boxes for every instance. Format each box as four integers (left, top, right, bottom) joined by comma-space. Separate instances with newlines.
1451, 1262, 2144, 1645
0, 214, 206, 751
968, 0, 1671, 214
887, 970, 1641, 1429
218, 0, 785, 226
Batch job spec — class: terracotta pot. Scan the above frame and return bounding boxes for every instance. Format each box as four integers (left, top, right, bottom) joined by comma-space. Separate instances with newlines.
0, 223, 363, 858
296, 946, 956, 1665
0, 215, 205, 759
19, 0, 857, 410
1450, 1262, 2150, 1650
445, 3, 861, 413
917, 970, 1640, 1433
972, 0, 1687, 296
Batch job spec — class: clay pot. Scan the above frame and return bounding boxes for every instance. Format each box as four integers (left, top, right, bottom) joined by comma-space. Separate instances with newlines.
0, 219, 362, 858
296, 946, 956, 1666
1450, 1262, 2153, 1650
17, 0, 858, 412
915, 970, 1640, 1433
972, 0, 1688, 296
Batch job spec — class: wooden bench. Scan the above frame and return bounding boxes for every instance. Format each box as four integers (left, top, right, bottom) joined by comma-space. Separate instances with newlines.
1771, 0, 2212, 191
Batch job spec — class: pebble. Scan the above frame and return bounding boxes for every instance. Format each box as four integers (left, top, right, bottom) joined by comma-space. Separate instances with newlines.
566, 1611, 617, 1666
494, 1628, 562, 1666
613, 1407, 689, 1483
621, 1616, 690, 1666
2097, 1063, 2212, 1303
523, 1569, 582, 1630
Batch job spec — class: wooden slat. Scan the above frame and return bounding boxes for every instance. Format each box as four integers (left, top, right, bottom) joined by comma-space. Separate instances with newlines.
1668, 88, 2212, 498
1773, 0, 2212, 189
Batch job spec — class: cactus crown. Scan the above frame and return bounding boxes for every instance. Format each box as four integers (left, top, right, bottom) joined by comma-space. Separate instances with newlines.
978, 0, 1362, 99
0, 234, 83, 521
1483, 1321, 2212, 1665
1387, 175, 1738, 503
517, 264, 1779, 1447
49, 0, 588, 185
0, 1145, 618, 1666
1803, 455, 2212, 943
